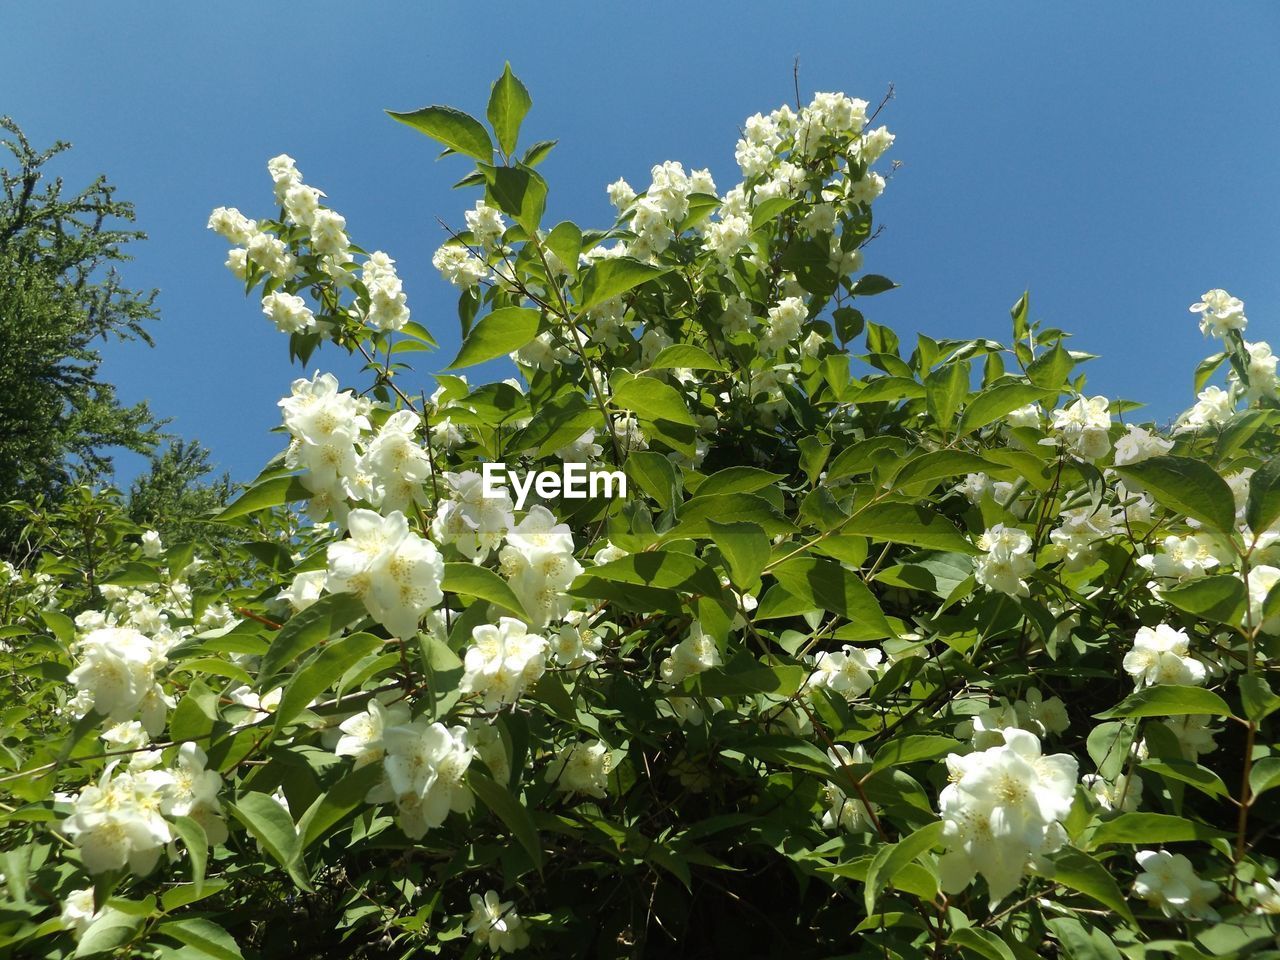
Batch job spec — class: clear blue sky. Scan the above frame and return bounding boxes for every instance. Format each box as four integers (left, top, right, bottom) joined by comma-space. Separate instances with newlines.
4, 2, 1277, 485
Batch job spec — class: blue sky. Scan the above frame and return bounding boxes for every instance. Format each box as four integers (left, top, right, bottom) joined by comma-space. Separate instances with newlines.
4, 2, 1277, 485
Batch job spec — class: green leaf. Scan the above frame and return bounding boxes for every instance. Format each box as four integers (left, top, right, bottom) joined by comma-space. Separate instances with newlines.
258, 593, 367, 687
611, 375, 696, 426
216, 475, 310, 520
1089, 812, 1228, 847
1026, 342, 1074, 390
1047, 918, 1124, 960
892, 450, 994, 489
772, 556, 894, 637
577, 258, 670, 311
467, 770, 543, 871
75, 907, 144, 957
854, 376, 925, 404
583, 550, 720, 595
686, 653, 804, 698
1249, 756, 1280, 799
925, 360, 969, 434
158, 918, 245, 960
949, 926, 1017, 960
844, 502, 977, 554
442, 562, 529, 619
1159, 575, 1246, 625
871, 735, 963, 773
1140, 758, 1229, 799
671, 493, 795, 539
1095, 684, 1233, 720
170, 815, 208, 895
298, 761, 387, 850
227, 793, 310, 891
486, 62, 531, 156
521, 139, 557, 166
543, 221, 582, 278
447, 306, 541, 369
1032, 847, 1136, 925
853, 274, 897, 296
649, 344, 725, 371
750, 196, 800, 230
480, 164, 547, 234
626, 450, 680, 509
1113, 455, 1237, 533
1246, 456, 1280, 536
738, 735, 831, 775
695, 466, 785, 498
957, 383, 1052, 436
864, 820, 945, 913
387, 104, 493, 161
1239, 674, 1280, 722
708, 520, 770, 590
274, 632, 384, 730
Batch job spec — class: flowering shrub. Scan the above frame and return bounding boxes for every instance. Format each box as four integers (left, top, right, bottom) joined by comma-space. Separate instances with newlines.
3, 65, 1280, 959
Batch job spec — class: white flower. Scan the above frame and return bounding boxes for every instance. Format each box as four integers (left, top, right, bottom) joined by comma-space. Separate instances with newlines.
207, 206, 256, 244
1005, 403, 1041, 430
1177, 385, 1235, 432
267, 154, 301, 201
689, 168, 717, 195
1163, 714, 1219, 761
1134, 850, 1220, 920
1246, 565, 1280, 634
1082, 771, 1143, 812
245, 231, 297, 279
280, 570, 326, 612
821, 744, 876, 833
1251, 877, 1280, 915
761, 296, 807, 354
465, 889, 530, 954
606, 178, 636, 211
67, 628, 167, 731
261, 292, 316, 335
363, 263, 411, 332
546, 740, 611, 798
431, 471, 515, 562
660, 627, 722, 684
1112, 425, 1172, 466
1235, 340, 1279, 399
309, 208, 348, 258
336, 698, 411, 769
465, 200, 507, 249
808, 644, 882, 700
1047, 396, 1111, 460
139, 530, 163, 558
460, 618, 549, 709
283, 182, 323, 227
1189, 289, 1246, 337
551, 612, 602, 668
703, 214, 751, 262
1049, 505, 1118, 570
161, 743, 228, 845
63, 764, 173, 875
359, 410, 432, 514
432, 243, 488, 288
498, 506, 583, 626
1123, 624, 1205, 688
937, 728, 1077, 907
974, 525, 1036, 598
58, 888, 100, 939
1136, 534, 1222, 581
370, 718, 474, 839
326, 509, 444, 639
